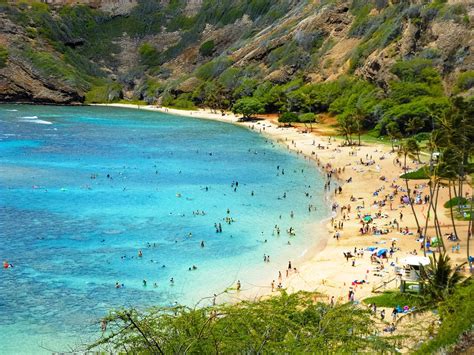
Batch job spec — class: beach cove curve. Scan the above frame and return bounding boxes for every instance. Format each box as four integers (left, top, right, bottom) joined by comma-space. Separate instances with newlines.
0, 104, 330, 353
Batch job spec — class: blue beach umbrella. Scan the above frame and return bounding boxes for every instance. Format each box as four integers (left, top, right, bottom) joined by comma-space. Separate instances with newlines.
377, 248, 388, 257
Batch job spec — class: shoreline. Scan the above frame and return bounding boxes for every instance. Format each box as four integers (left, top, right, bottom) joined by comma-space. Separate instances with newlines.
92, 103, 336, 303
92, 103, 471, 304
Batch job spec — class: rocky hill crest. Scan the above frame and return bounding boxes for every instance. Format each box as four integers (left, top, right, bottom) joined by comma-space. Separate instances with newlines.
0, 0, 472, 104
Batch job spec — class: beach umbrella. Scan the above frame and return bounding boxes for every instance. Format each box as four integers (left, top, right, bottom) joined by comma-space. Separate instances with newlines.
377, 248, 388, 257
366, 246, 377, 252
363, 216, 372, 222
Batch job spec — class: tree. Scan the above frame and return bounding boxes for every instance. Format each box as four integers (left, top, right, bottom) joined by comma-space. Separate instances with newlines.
398, 138, 424, 247
278, 112, 299, 126
337, 114, 357, 145
232, 97, 265, 120
298, 113, 317, 131
418, 253, 464, 301
386, 121, 401, 152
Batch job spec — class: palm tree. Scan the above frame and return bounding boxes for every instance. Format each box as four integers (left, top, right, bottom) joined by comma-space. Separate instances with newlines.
418, 252, 464, 301
398, 138, 422, 239
386, 121, 401, 152
437, 147, 463, 242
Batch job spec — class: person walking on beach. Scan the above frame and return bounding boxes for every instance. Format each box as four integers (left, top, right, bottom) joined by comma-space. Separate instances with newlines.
392, 307, 398, 322
288, 261, 292, 269
236, 280, 241, 291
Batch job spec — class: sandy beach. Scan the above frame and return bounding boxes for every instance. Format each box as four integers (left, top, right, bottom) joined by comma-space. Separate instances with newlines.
96, 103, 472, 304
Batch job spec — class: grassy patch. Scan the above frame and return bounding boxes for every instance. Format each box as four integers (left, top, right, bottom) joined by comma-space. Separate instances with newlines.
363, 291, 424, 308
335, 130, 393, 146
400, 166, 430, 180
444, 196, 468, 209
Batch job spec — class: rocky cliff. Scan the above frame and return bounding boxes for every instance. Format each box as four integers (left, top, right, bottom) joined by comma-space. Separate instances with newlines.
0, 0, 472, 104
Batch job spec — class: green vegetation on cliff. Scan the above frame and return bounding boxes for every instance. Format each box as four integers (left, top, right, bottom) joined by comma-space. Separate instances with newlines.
1, 0, 472, 132
0, 45, 8, 68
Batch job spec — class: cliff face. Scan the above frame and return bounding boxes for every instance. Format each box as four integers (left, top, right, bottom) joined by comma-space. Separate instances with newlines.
0, 0, 473, 103
0, 14, 83, 104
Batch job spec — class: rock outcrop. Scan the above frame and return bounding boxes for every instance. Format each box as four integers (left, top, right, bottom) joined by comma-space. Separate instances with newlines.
0, 14, 83, 103
1, 0, 472, 102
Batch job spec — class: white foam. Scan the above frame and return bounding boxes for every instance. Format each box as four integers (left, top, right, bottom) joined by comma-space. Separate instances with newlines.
6, 109, 18, 112
20, 118, 53, 125
33, 119, 53, 125
20, 116, 38, 119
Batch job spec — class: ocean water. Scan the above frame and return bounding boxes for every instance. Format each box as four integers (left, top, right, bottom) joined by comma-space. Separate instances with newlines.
0, 105, 329, 353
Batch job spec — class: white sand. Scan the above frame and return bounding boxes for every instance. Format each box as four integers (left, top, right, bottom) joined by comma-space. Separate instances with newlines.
94, 103, 472, 304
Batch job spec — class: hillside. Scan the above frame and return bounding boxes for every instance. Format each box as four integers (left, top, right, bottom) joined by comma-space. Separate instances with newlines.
0, 0, 473, 114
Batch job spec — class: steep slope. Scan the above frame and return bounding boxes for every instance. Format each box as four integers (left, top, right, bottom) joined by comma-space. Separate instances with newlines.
0, 13, 84, 103
0, 0, 472, 104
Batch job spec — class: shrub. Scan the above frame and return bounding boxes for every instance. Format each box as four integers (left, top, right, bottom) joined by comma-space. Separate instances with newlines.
87, 291, 393, 353
391, 58, 441, 85
195, 57, 233, 80
455, 71, 474, 92
84, 83, 122, 103
199, 40, 215, 57
0, 45, 8, 68
172, 93, 196, 110
414, 280, 473, 353
139, 43, 160, 68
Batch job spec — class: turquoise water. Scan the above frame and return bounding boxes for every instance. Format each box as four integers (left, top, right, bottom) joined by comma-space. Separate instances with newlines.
0, 105, 329, 353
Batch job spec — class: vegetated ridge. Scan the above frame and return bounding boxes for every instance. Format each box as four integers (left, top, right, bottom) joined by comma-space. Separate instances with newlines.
0, 0, 473, 135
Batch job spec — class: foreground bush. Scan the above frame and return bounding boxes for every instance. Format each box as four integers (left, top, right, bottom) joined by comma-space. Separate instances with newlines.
88, 291, 393, 353
415, 279, 473, 353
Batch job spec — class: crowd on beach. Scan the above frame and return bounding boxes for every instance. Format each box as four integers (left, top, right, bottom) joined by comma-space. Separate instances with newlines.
236, 118, 472, 324
34, 104, 473, 333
